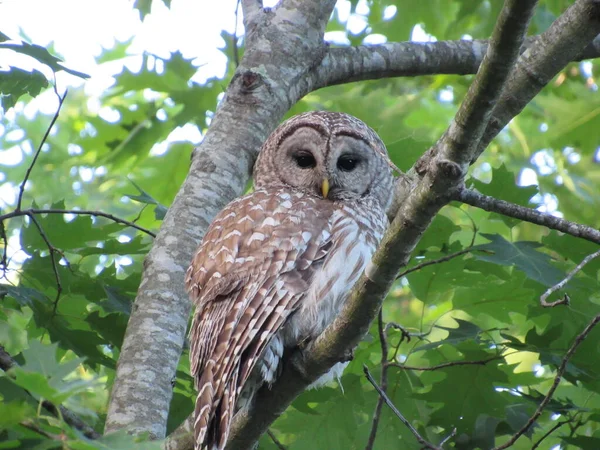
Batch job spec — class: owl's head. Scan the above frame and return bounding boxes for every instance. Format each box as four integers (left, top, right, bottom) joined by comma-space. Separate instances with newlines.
254, 111, 397, 210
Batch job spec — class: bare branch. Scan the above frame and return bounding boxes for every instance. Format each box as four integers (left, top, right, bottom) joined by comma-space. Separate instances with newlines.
540, 249, 600, 307
314, 35, 600, 90
531, 420, 569, 450
420, 0, 537, 172
20, 421, 63, 440
232, 0, 242, 67
0, 345, 100, 440
365, 310, 388, 450
388, 355, 504, 372
26, 213, 64, 313
0, 208, 156, 238
363, 365, 445, 450
491, 312, 600, 450
455, 188, 600, 245
474, 0, 600, 162
17, 90, 67, 211
267, 430, 287, 450
397, 227, 477, 279
241, 0, 263, 30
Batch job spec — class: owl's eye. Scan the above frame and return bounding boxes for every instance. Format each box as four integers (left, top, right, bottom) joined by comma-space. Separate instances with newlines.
337, 154, 360, 172
294, 150, 316, 169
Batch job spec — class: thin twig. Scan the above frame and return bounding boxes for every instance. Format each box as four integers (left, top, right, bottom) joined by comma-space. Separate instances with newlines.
0, 219, 8, 276
232, 0, 241, 67
540, 248, 600, 307
397, 228, 477, 280
267, 429, 287, 450
365, 310, 388, 450
439, 428, 457, 447
363, 365, 444, 450
455, 188, 600, 245
0, 208, 156, 238
388, 354, 504, 372
491, 312, 600, 450
17, 90, 67, 211
20, 420, 63, 440
26, 213, 63, 313
530, 420, 569, 450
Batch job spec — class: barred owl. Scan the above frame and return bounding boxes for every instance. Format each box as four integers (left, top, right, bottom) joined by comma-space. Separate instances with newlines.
186, 111, 396, 450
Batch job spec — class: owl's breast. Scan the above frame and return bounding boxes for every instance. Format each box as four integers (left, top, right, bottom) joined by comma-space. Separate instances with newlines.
283, 196, 388, 345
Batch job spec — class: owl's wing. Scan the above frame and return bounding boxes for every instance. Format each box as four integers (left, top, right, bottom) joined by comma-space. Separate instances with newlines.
185, 189, 333, 450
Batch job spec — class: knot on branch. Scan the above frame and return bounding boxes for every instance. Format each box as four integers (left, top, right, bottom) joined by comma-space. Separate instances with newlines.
434, 158, 463, 181
235, 70, 265, 93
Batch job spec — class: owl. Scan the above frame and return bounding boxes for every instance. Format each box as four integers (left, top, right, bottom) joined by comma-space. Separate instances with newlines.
185, 111, 396, 450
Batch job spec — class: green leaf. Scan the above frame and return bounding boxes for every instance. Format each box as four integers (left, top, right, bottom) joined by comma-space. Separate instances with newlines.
0, 41, 88, 79
473, 233, 566, 287
0, 66, 48, 110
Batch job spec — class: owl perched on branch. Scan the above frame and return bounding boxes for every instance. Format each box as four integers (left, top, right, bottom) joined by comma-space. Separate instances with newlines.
186, 111, 396, 449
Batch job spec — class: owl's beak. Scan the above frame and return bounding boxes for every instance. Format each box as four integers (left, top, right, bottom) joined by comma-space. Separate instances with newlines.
321, 178, 330, 198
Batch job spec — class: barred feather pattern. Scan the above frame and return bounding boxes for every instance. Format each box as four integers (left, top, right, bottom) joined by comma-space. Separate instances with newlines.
186, 111, 394, 450
186, 188, 387, 450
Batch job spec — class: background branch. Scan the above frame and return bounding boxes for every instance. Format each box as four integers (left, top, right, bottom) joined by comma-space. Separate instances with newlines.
314, 35, 600, 90
455, 188, 600, 245
0, 208, 156, 238
364, 365, 444, 450
539, 248, 600, 307
17, 90, 67, 211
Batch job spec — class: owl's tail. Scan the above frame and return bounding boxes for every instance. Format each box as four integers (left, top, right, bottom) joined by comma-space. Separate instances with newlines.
194, 364, 238, 450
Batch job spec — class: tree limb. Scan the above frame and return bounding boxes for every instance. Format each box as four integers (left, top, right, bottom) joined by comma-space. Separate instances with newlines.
314, 32, 600, 91
0, 208, 156, 238
474, 0, 600, 162
454, 188, 600, 245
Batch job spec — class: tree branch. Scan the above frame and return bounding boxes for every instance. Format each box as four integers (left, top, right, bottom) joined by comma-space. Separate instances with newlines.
0, 208, 156, 238
388, 355, 505, 372
314, 35, 600, 90
0, 345, 100, 440
539, 248, 600, 307
490, 312, 600, 450
474, 0, 600, 162
531, 420, 569, 450
17, 89, 67, 211
415, 0, 537, 174
364, 310, 389, 450
364, 365, 448, 450
26, 213, 64, 313
454, 188, 600, 245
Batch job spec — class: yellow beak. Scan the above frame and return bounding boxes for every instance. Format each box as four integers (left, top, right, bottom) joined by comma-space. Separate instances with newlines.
321, 178, 330, 198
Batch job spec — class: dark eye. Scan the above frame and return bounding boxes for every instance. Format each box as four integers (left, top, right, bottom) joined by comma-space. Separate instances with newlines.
294, 151, 316, 169
337, 155, 360, 172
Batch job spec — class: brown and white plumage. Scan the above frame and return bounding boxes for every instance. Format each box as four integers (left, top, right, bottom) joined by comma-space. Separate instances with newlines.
185, 112, 396, 450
